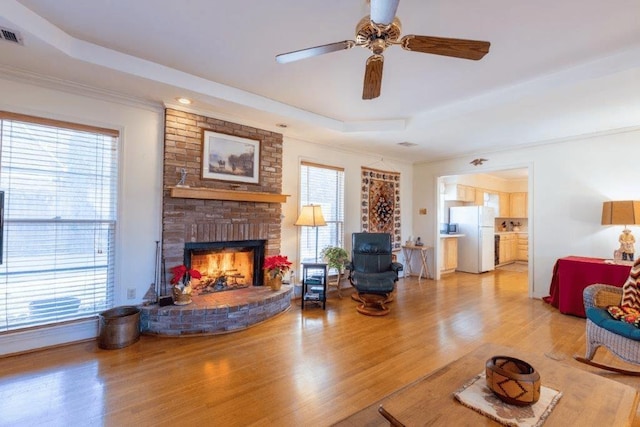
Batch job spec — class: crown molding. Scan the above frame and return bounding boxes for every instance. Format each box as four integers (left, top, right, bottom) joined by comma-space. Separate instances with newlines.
0, 65, 163, 112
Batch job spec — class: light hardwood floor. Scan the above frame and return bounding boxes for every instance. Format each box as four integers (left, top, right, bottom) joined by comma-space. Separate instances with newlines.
0, 270, 638, 426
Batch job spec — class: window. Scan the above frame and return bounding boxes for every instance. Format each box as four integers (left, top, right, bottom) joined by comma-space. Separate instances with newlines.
0, 112, 118, 332
299, 162, 344, 267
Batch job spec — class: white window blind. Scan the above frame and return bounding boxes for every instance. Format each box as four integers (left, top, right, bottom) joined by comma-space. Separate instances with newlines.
0, 112, 118, 332
299, 162, 344, 266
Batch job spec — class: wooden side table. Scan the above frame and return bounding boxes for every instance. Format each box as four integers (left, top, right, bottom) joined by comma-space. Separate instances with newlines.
401, 245, 432, 279
326, 271, 344, 298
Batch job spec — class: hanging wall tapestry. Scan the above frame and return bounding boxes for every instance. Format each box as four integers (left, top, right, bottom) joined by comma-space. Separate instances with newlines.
361, 167, 401, 250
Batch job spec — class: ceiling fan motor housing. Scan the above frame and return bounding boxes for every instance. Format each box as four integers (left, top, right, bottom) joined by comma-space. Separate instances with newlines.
355, 16, 402, 54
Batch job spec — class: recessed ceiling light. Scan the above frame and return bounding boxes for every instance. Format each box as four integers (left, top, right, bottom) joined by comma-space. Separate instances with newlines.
276, 123, 288, 128
176, 97, 192, 105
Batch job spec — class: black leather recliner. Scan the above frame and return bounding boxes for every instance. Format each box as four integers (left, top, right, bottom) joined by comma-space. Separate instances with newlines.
346, 232, 403, 315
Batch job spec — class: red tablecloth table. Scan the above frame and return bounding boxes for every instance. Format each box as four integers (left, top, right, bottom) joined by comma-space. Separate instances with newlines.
543, 256, 632, 318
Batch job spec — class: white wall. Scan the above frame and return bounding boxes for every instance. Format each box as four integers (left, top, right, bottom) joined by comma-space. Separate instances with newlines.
9, 74, 635, 352
280, 137, 413, 275
414, 128, 640, 298
0, 78, 164, 355
0, 78, 415, 354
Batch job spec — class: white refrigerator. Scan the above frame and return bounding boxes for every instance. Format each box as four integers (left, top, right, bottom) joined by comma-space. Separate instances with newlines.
449, 206, 496, 273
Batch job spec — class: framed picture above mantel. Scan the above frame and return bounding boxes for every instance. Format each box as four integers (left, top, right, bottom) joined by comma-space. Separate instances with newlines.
202, 130, 260, 184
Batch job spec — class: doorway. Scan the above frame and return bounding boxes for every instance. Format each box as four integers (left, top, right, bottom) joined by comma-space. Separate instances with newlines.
436, 167, 532, 296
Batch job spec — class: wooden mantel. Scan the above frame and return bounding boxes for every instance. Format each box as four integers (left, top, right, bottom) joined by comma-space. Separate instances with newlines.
169, 186, 290, 203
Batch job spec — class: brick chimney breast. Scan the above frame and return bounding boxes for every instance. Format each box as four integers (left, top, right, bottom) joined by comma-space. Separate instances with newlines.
161, 109, 284, 283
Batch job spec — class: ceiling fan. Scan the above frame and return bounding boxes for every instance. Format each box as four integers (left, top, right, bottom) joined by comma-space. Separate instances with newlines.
275, 0, 490, 100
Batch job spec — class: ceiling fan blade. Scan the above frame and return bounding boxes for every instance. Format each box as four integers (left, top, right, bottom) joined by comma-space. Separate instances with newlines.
275, 40, 355, 64
362, 54, 384, 100
370, 0, 400, 26
401, 35, 490, 60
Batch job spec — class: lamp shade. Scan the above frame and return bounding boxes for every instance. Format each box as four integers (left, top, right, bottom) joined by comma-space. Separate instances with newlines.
601, 201, 640, 226
294, 205, 327, 227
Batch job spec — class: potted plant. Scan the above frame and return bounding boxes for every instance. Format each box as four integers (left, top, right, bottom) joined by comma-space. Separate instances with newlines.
320, 246, 349, 272
320, 246, 349, 297
264, 255, 292, 290
170, 264, 202, 305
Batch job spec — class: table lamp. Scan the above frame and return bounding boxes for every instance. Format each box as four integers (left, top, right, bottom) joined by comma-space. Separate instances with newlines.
601, 201, 640, 261
295, 204, 327, 262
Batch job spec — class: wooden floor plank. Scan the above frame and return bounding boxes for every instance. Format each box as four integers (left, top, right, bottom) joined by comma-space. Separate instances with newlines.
0, 269, 639, 426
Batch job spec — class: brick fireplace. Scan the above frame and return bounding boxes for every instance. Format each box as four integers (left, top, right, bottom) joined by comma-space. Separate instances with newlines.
161, 108, 285, 283
139, 109, 291, 336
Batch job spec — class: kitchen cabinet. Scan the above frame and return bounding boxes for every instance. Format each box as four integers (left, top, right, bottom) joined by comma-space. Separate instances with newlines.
444, 184, 476, 202
517, 233, 528, 261
509, 237, 517, 262
498, 192, 510, 217
498, 234, 517, 264
497, 233, 527, 264
498, 237, 507, 263
440, 237, 458, 274
510, 192, 528, 218
474, 189, 485, 206
496, 192, 528, 218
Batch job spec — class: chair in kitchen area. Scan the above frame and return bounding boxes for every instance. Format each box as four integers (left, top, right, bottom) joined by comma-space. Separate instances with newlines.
346, 232, 403, 316
574, 258, 640, 375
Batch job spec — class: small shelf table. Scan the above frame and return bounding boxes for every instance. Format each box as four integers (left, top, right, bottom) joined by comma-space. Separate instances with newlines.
402, 245, 432, 280
301, 263, 327, 310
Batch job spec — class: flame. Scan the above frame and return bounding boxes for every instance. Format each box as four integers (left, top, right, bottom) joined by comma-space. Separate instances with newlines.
191, 250, 254, 285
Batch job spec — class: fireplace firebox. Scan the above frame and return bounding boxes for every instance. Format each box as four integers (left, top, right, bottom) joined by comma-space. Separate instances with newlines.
184, 240, 266, 291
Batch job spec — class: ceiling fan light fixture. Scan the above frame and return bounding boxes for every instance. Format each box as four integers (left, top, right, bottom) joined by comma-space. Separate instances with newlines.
371, 38, 387, 55
470, 158, 488, 166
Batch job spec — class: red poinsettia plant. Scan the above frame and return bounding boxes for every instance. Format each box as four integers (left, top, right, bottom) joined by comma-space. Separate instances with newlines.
264, 255, 292, 279
170, 264, 202, 288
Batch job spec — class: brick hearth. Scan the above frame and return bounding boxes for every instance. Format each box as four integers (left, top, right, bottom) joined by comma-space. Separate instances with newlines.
140, 286, 292, 336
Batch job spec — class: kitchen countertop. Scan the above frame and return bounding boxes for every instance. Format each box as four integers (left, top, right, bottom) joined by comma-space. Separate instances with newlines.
439, 233, 465, 238
495, 231, 528, 235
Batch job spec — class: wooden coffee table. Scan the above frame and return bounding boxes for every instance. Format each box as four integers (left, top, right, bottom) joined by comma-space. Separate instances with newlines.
334, 343, 639, 426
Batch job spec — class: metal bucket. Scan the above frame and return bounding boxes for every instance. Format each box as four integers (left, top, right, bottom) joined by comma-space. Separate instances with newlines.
98, 306, 141, 349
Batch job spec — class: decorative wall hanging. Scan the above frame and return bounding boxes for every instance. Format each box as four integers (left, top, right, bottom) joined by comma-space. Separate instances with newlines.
202, 130, 261, 184
361, 166, 401, 250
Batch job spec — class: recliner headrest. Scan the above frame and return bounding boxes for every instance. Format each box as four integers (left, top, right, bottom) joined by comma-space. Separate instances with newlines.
352, 233, 392, 255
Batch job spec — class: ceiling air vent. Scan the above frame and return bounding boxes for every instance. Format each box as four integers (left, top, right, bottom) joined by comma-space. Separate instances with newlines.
0, 27, 24, 45
397, 141, 418, 147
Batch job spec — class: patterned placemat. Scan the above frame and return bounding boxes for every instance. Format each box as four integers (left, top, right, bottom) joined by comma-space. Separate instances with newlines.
454, 373, 562, 427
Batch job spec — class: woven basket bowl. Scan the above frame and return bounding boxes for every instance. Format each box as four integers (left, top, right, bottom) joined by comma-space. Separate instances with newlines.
485, 356, 541, 406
